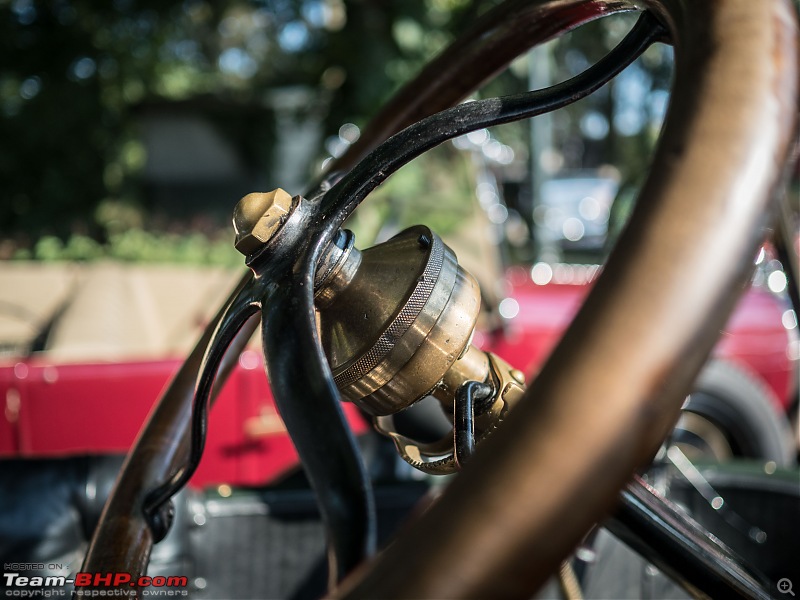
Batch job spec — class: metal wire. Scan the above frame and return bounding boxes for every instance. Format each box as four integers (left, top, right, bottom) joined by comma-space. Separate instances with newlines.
454, 380, 495, 468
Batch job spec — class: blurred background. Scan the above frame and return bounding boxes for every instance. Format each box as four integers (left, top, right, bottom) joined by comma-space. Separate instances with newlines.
1, 7, 798, 596
0, 0, 797, 379
0, 0, 682, 267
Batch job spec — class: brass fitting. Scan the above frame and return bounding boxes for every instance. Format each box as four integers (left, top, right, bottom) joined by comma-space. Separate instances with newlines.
232, 188, 296, 255
312, 225, 526, 475
229, 189, 526, 474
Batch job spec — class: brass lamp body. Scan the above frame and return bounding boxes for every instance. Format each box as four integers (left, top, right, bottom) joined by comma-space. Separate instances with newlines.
314, 225, 524, 474
317, 225, 482, 414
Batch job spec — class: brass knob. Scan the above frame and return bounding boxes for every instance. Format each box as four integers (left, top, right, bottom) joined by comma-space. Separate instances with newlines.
232, 188, 295, 255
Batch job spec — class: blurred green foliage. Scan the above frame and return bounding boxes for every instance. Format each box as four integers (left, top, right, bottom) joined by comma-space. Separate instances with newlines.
346, 143, 478, 245
15, 229, 241, 266
1, 0, 675, 263
0, 0, 489, 254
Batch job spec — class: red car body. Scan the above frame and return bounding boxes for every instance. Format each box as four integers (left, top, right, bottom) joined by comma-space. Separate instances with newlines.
0, 270, 794, 487
0, 351, 370, 487
489, 266, 795, 411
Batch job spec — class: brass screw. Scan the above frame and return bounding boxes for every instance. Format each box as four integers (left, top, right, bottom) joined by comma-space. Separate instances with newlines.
232, 188, 295, 255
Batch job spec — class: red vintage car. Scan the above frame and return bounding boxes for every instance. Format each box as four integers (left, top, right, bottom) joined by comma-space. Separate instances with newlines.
1, 254, 794, 489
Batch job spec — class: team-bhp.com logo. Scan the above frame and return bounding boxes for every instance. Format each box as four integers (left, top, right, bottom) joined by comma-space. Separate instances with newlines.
3, 568, 188, 597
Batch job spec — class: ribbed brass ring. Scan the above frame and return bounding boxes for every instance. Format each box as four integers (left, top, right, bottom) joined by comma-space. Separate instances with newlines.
333, 233, 445, 388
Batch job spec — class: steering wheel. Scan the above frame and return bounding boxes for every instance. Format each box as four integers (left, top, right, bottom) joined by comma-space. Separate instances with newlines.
80, 0, 798, 598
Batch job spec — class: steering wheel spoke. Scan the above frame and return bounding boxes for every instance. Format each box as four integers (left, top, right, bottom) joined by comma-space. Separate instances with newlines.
261, 272, 377, 587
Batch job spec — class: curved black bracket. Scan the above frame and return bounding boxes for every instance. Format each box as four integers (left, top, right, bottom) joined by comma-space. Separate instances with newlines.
143, 275, 263, 541
142, 190, 380, 586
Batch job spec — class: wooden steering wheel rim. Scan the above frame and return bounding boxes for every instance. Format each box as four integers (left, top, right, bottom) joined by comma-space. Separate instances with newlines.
81, 1, 798, 598
335, 0, 798, 597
